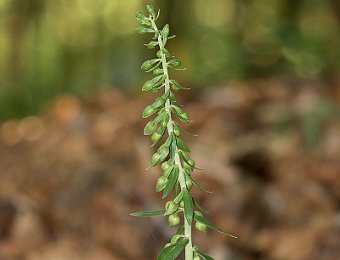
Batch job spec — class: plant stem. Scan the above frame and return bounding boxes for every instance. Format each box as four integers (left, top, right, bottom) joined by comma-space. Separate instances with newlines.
151, 19, 193, 260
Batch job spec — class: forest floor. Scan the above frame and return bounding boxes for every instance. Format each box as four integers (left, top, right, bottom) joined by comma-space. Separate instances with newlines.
0, 79, 339, 260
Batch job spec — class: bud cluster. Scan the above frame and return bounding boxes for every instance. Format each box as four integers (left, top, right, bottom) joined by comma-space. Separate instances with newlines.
132, 5, 236, 260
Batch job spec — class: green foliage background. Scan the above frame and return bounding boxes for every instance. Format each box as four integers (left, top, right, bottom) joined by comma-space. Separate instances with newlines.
0, 0, 339, 121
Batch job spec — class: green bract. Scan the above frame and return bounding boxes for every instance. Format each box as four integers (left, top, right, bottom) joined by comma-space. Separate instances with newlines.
131, 5, 237, 260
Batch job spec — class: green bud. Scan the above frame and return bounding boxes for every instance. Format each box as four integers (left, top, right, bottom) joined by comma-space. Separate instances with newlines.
162, 164, 174, 178
169, 91, 176, 102
151, 126, 165, 145
144, 121, 157, 135
163, 48, 170, 58
161, 161, 171, 172
178, 150, 190, 162
165, 201, 178, 215
135, 12, 151, 26
153, 97, 166, 108
156, 50, 162, 58
141, 59, 159, 71
156, 176, 167, 192
171, 105, 190, 122
195, 221, 207, 232
151, 152, 161, 166
142, 80, 154, 92
193, 255, 200, 260
154, 111, 165, 123
168, 59, 181, 68
146, 5, 156, 17
171, 80, 190, 91
172, 83, 181, 91
151, 132, 162, 144
179, 111, 190, 122
136, 26, 154, 34
135, 12, 145, 20
153, 68, 163, 75
164, 134, 173, 147
174, 128, 181, 137
159, 145, 169, 161
162, 24, 169, 38
144, 41, 158, 49
186, 179, 193, 190
168, 213, 180, 227
142, 105, 156, 118
174, 190, 183, 204
152, 75, 166, 86
161, 114, 170, 128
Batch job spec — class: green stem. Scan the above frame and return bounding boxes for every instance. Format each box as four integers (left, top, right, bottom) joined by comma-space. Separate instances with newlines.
151, 19, 193, 260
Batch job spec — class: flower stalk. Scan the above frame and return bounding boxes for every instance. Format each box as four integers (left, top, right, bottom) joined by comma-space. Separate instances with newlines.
132, 5, 237, 260
150, 17, 194, 260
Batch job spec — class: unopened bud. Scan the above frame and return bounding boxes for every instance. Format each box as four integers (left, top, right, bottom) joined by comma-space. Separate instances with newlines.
156, 176, 167, 192
168, 213, 180, 227
151, 152, 161, 166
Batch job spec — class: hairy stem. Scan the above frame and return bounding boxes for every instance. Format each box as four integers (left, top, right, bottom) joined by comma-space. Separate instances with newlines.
151, 19, 193, 260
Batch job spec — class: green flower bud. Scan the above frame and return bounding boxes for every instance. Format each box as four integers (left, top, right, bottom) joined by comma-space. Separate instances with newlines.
142, 105, 156, 118
161, 161, 171, 172
161, 114, 170, 128
168, 59, 181, 68
153, 68, 163, 75
172, 83, 181, 91
179, 112, 190, 122
186, 178, 192, 190
153, 97, 166, 108
171, 105, 190, 122
141, 59, 159, 71
174, 190, 183, 204
193, 255, 200, 260
144, 121, 157, 135
144, 41, 158, 49
136, 26, 154, 34
142, 80, 155, 92
169, 91, 176, 102
156, 176, 167, 192
173, 123, 181, 136
135, 12, 151, 26
178, 150, 190, 162
195, 221, 207, 232
174, 128, 181, 137
135, 12, 145, 20
162, 48, 170, 58
151, 152, 161, 166
162, 24, 169, 39
165, 201, 178, 215
168, 213, 180, 227
146, 5, 156, 17
158, 144, 169, 161
171, 80, 190, 91
156, 50, 162, 58
151, 132, 162, 144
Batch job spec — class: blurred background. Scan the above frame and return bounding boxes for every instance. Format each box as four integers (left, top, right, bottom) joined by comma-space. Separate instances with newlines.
0, 0, 340, 259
